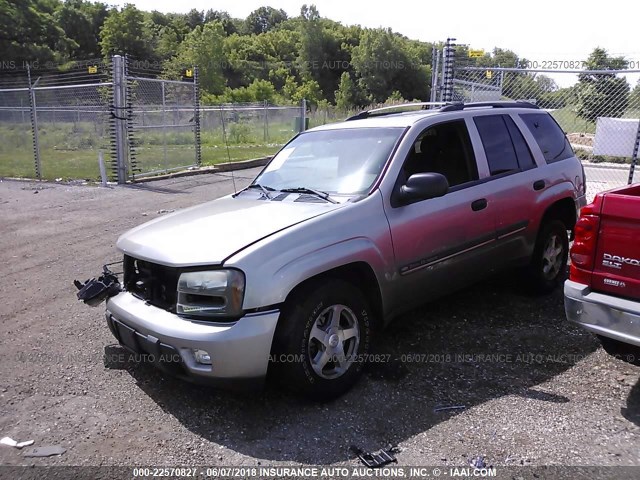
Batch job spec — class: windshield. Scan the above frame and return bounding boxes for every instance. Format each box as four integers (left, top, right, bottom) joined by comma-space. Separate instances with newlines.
253, 127, 404, 195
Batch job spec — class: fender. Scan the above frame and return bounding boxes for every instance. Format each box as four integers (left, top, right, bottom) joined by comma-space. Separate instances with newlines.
243, 236, 392, 313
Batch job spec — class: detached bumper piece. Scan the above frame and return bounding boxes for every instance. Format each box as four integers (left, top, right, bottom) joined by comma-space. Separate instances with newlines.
350, 445, 399, 468
74, 263, 122, 307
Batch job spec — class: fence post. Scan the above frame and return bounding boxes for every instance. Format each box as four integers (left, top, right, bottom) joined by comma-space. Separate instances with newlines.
193, 65, 201, 167
442, 38, 456, 102
27, 65, 41, 180
263, 99, 268, 142
429, 46, 438, 106
161, 80, 167, 172
112, 55, 128, 184
300, 98, 307, 132
628, 119, 640, 185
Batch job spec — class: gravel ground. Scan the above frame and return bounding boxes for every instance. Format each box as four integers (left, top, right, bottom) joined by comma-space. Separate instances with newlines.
0, 170, 639, 470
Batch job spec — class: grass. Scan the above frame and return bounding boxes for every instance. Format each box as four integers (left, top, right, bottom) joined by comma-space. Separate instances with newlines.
0, 120, 292, 181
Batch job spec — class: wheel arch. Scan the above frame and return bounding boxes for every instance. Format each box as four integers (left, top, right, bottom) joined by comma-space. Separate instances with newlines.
540, 197, 577, 232
282, 261, 385, 332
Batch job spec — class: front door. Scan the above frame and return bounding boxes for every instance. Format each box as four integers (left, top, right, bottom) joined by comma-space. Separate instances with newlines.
384, 119, 498, 312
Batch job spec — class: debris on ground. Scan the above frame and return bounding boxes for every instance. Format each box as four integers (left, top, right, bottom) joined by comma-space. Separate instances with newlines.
157, 209, 174, 214
22, 446, 66, 457
434, 405, 466, 412
469, 456, 489, 469
1, 437, 35, 449
350, 444, 400, 468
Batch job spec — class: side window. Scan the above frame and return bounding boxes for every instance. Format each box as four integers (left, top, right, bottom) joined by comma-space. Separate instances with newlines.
474, 115, 520, 175
520, 112, 574, 163
504, 116, 536, 170
402, 120, 478, 188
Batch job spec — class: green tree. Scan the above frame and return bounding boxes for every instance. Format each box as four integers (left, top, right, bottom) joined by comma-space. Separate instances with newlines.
244, 6, 287, 35
334, 72, 367, 109
576, 48, 630, 122
204, 9, 238, 35
351, 28, 427, 103
0, 0, 70, 64
246, 78, 276, 102
55, 0, 108, 59
630, 80, 640, 109
99, 4, 152, 59
165, 22, 226, 94
184, 9, 204, 30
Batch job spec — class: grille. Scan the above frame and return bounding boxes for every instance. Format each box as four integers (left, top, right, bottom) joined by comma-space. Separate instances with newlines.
123, 255, 179, 311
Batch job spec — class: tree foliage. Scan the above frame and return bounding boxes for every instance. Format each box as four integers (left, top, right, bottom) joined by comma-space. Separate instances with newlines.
99, 4, 152, 59
576, 48, 630, 122
1, 2, 635, 113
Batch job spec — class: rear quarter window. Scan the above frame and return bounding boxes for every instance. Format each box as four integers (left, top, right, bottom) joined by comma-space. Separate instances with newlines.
519, 113, 574, 163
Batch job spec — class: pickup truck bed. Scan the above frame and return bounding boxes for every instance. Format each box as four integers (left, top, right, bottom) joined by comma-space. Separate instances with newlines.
565, 184, 640, 355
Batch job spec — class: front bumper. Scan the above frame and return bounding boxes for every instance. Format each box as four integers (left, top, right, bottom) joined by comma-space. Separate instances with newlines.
564, 280, 640, 348
105, 292, 279, 388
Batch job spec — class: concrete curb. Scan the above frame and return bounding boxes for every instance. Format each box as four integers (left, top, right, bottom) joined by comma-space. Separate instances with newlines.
132, 157, 272, 183
582, 162, 631, 171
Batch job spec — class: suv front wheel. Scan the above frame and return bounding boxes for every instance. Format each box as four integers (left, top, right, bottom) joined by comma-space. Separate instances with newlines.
271, 279, 372, 400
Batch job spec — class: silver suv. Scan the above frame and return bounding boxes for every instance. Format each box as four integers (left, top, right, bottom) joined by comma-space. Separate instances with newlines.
103, 101, 586, 399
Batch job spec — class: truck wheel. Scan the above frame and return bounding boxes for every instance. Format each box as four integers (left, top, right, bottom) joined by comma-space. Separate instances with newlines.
271, 279, 372, 400
598, 336, 640, 366
527, 219, 569, 293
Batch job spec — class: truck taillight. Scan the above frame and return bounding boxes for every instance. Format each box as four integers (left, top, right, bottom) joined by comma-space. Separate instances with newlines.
569, 205, 599, 285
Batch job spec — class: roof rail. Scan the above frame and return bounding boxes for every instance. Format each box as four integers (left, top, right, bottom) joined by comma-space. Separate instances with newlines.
439, 100, 539, 112
346, 102, 449, 121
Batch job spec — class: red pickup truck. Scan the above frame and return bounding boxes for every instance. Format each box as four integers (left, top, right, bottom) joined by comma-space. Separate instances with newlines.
564, 184, 640, 364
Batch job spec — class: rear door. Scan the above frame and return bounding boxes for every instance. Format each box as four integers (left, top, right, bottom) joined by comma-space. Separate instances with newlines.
470, 113, 542, 263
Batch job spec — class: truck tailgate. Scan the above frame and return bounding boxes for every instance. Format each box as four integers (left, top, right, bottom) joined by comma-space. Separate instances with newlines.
592, 184, 640, 300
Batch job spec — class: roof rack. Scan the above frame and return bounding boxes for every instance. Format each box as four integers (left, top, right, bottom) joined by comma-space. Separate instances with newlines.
439, 100, 539, 112
346, 102, 449, 121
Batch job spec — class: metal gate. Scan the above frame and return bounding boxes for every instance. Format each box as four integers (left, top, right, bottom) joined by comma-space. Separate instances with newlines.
110, 56, 201, 181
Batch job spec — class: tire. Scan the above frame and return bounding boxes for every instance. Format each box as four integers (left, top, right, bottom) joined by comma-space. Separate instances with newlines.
527, 219, 569, 293
598, 336, 640, 366
271, 278, 373, 400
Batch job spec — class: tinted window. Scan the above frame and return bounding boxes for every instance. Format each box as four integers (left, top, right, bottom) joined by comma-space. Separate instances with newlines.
504, 116, 536, 169
403, 120, 478, 188
474, 115, 519, 175
520, 113, 574, 163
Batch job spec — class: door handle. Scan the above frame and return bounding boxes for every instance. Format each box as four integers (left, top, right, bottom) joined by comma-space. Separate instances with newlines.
533, 180, 545, 191
471, 199, 487, 211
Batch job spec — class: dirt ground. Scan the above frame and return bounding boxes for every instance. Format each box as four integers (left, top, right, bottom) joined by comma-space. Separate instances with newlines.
0, 170, 639, 470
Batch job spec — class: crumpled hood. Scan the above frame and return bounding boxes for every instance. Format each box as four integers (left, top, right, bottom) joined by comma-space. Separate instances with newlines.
117, 196, 343, 266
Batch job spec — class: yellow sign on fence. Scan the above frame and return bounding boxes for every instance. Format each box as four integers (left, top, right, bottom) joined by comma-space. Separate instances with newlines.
468, 49, 485, 58
87, 65, 98, 74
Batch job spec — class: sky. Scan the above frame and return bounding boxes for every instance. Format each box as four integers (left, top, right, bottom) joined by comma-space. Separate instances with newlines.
112, 0, 640, 88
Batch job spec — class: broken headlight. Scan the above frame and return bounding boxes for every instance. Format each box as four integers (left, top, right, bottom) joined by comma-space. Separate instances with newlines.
176, 270, 245, 319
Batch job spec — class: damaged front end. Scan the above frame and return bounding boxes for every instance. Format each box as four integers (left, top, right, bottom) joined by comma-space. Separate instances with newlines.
74, 262, 122, 307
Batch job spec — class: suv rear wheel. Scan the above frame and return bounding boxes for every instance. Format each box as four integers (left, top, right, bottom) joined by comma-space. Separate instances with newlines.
271, 279, 372, 400
527, 219, 569, 293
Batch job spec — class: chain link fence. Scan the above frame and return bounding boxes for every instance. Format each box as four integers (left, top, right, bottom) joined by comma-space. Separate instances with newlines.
0, 59, 112, 181
199, 103, 304, 166
452, 67, 640, 197
0, 57, 309, 182
126, 77, 200, 178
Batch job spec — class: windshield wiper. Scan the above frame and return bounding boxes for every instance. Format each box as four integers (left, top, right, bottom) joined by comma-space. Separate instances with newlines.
233, 183, 275, 199
280, 187, 338, 204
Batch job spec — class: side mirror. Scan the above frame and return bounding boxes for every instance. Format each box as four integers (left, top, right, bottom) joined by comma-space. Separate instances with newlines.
399, 172, 448, 203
